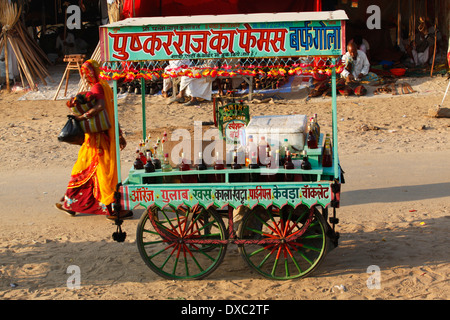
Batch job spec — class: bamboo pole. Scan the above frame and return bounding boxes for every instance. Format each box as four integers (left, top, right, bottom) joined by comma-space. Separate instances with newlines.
7, 36, 36, 90
15, 24, 50, 85
4, 33, 10, 92
430, 18, 438, 77
1, 0, 51, 91
17, 22, 51, 67
16, 38, 45, 87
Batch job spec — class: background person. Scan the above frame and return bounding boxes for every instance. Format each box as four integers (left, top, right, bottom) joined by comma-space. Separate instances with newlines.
340, 42, 370, 82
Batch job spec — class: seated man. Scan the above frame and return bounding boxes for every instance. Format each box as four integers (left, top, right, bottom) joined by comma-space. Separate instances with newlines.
410, 20, 437, 66
161, 59, 190, 98
340, 42, 370, 82
173, 60, 214, 106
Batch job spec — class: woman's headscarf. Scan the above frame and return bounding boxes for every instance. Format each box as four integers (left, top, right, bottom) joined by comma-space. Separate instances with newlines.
81, 59, 100, 86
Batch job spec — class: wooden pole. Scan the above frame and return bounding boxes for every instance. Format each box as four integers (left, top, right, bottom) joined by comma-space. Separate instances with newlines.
4, 34, 10, 92
8, 37, 36, 90
430, 18, 438, 77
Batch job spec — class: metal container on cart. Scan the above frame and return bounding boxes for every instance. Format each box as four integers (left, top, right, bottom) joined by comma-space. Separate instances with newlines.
245, 114, 308, 154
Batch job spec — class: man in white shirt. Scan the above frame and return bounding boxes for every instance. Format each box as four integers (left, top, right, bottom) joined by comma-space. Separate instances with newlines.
340, 42, 370, 82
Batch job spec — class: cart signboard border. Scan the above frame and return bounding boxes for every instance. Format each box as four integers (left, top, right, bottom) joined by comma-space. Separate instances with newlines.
120, 183, 333, 211
100, 11, 347, 61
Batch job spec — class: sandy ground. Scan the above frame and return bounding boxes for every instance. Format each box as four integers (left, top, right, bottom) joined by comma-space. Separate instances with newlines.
0, 70, 449, 301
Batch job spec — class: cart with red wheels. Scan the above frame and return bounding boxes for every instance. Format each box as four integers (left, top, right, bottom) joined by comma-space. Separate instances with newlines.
100, 10, 347, 280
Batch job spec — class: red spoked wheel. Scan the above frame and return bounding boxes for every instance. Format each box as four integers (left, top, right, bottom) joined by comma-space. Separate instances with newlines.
237, 205, 329, 280
136, 205, 227, 280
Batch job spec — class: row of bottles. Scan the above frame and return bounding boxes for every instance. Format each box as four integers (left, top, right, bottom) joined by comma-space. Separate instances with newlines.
132, 112, 333, 183
133, 140, 332, 183
135, 147, 315, 184
245, 135, 295, 168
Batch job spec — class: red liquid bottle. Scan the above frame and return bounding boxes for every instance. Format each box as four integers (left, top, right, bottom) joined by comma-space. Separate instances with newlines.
139, 142, 147, 164
307, 130, 318, 149
143, 151, 156, 184
133, 147, 144, 170
152, 145, 161, 170
230, 151, 242, 182
313, 113, 320, 142
180, 152, 196, 183
284, 150, 295, 181
214, 151, 225, 183
195, 152, 208, 183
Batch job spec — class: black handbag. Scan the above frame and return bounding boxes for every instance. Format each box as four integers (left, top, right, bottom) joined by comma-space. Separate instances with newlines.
58, 115, 85, 145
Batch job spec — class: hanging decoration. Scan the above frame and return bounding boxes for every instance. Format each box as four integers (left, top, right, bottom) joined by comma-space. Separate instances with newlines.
99, 59, 344, 82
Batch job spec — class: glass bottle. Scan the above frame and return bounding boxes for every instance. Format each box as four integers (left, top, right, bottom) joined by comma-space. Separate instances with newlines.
195, 151, 208, 183
284, 150, 295, 181
214, 151, 225, 183
134, 147, 144, 170
265, 147, 271, 168
143, 151, 155, 184
258, 136, 270, 166
280, 138, 290, 164
313, 113, 320, 142
249, 151, 260, 182
322, 134, 333, 167
245, 135, 257, 167
180, 152, 195, 183
309, 117, 316, 142
152, 145, 161, 170
267, 149, 278, 182
230, 151, 242, 182
139, 141, 147, 164
161, 153, 173, 183
156, 138, 163, 163
307, 129, 318, 149
301, 150, 313, 181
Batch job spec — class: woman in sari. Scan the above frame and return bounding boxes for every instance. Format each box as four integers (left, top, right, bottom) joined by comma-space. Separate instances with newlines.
55, 59, 131, 220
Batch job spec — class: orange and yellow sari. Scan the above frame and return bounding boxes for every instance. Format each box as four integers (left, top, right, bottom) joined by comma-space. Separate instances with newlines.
62, 60, 118, 215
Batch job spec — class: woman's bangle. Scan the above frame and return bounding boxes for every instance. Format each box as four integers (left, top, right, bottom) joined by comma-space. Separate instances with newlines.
83, 113, 89, 119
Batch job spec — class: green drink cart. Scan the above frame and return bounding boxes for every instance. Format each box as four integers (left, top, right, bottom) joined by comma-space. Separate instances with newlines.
99, 10, 347, 280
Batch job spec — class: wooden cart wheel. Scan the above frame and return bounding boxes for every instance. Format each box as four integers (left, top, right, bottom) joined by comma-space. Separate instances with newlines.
136, 205, 227, 280
237, 205, 329, 280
